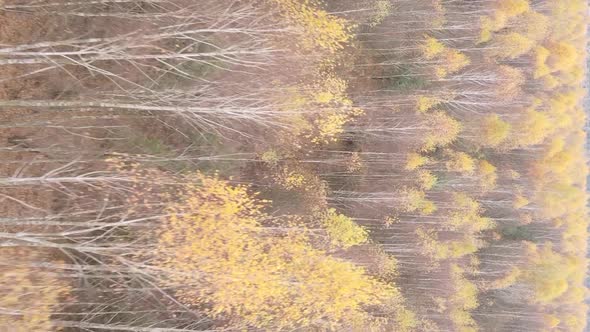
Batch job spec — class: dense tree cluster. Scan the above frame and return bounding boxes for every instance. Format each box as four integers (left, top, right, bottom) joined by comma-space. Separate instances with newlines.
0, 0, 587, 331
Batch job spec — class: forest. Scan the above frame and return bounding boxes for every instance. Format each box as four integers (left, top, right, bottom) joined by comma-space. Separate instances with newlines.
0, 0, 588, 331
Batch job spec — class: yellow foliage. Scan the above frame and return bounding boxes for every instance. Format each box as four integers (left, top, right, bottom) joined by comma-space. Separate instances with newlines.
448, 192, 495, 233
384, 215, 399, 227
513, 195, 530, 209
519, 11, 549, 41
312, 111, 351, 144
416, 227, 444, 260
443, 49, 471, 74
453, 192, 480, 212
431, 1, 446, 28
540, 147, 577, 176
400, 188, 437, 215
558, 65, 586, 87
561, 284, 588, 304
560, 89, 585, 111
432, 48, 471, 78
512, 110, 553, 147
416, 95, 442, 113
480, 114, 511, 147
416, 228, 480, 261
284, 74, 363, 145
535, 182, 586, 219
479, 14, 508, 43
549, 90, 580, 114
369, 0, 392, 27
420, 200, 438, 215
495, 65, 525, 99
458, 327, 478, 332
433, 297, 447, 313
547, 42, 580, 72
368, 247, 398, 280
507, 169, 521, 180
478, 160, 498, 190
563, 313, 585, 330
416, 169, 437, 190
305, 75, 364, 144
312, 76, 350, 105
154, 173, 395, 329
479, 18, 493, 43
451, 265, 479, 311
422, 111, 462, 152
448, 239, 480, 258
405, 152, 429, 171
534, 46, 551, 78
496, 0, 530, 17
0, 248, 71, 332
273, 0, 353, 52
435, 67, 448, 79
271, 5, 362, 146
542, 74, 560, 89
489, 32, 535, 59
279, 168, 307, 189
537, 279, 569, 303
322, 208, 369, 248
524, 243, 582, 304
543, 314, 561, 329
450, 308, 477, 329
261, 149, 280, 166
394, 308, 419, 332
422, 36, 446, 59
489, 267, 521, 289
446, 151, 476, 175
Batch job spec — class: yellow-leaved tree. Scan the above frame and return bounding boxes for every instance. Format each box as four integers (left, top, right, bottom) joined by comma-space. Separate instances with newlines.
511, 109, 553, 147
494, 65, 525, 99
152, 173, 399, 330
399, 187, 437, 215
517, 11, 549, 41
496, 0, 530, 18
489, 33, 535, 59
422, 111, 462, 152
479, 114, 511, 147
547, 42, 580, 72
422, 36, 446, 59
0, 248, 71, 332
322, 208, 369, 248
405, 152, 429, 171
449, 264, 479, 331
477, 160, 498, 190
524, 243, 584, 304
272, 0, 353, 53
534, 46, 551, 78
447, 193, 495, 234
446, 151, 476, 175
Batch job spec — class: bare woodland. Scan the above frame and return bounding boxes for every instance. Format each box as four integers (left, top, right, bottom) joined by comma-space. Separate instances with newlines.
0, 0, 588, 331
